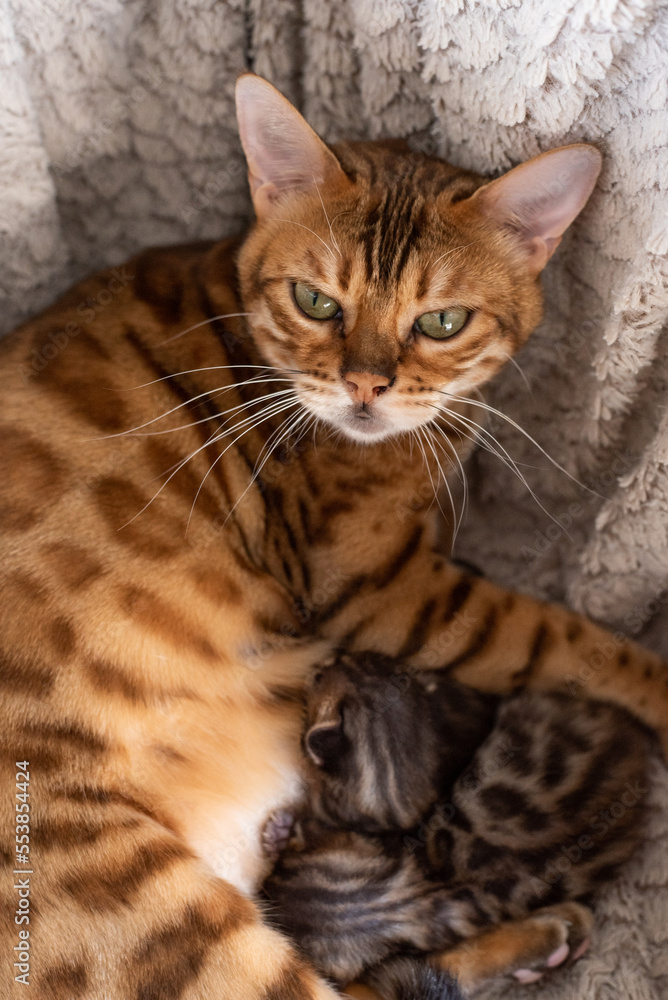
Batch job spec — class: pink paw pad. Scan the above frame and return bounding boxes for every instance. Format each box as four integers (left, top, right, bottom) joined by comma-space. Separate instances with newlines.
513, 941, 571, 984
546, 942, 570, 968
513, 969, 544, 984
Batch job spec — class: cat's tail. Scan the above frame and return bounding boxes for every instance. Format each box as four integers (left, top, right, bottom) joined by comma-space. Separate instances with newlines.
365, 958, 465, 1000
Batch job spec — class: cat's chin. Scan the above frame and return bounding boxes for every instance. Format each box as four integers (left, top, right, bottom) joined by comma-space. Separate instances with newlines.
335, 412, 400, 444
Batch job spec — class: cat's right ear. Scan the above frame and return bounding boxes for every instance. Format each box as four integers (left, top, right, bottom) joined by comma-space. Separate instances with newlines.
235, 73, 346, 219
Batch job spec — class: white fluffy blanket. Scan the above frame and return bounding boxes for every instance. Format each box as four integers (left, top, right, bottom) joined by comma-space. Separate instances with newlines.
1, 0, 667, 995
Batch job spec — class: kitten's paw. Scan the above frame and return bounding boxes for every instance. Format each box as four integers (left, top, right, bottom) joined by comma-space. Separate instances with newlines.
261, 808, 296, 862
432, 902, 593, 990
511, 902, 593, 983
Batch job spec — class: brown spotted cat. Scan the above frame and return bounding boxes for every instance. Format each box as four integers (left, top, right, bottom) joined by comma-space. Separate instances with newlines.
0, 72, 666, 999
262, 651, 650, 989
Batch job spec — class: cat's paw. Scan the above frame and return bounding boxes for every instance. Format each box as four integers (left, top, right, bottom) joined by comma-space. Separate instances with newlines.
261, 808, 296, 862
432, 902, 593, 991
511, 902, 593, 984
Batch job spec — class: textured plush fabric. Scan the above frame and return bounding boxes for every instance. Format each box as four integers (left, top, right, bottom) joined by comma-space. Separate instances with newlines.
1, 0, 667, 995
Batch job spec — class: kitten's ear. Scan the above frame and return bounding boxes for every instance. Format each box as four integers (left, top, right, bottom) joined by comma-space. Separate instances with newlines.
304, 721, 347, 769
304, 696, 347, 768
470, 144, 602, 273
235, 73, 346, 219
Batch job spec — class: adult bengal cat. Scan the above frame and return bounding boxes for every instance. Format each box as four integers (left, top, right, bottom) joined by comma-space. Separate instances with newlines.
0, 73, 665, 999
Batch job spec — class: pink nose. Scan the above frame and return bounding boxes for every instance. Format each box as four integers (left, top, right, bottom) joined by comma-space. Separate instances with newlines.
343, 371, 391, 405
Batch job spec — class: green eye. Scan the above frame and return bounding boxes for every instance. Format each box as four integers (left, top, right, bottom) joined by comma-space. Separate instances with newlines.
294, 282, 340, 320
416, 307, 470, 339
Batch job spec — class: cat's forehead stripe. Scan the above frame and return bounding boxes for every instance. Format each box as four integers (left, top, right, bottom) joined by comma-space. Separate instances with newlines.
364, 186, 423, 286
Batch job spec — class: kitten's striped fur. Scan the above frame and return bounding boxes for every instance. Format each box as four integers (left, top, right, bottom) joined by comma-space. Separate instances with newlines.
263, 652, 649, 987
0, 75, 665, 998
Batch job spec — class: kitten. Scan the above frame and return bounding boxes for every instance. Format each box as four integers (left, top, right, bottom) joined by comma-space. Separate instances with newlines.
262, 651, 650, 989
0, 71, 665, 999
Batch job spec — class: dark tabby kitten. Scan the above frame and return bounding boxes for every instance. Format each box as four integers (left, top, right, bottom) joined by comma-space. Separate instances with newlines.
263, 652, 651, 990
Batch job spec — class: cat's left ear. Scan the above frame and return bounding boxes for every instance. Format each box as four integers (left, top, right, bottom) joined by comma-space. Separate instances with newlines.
470, 144, 602, 273
235, 73, 347, 219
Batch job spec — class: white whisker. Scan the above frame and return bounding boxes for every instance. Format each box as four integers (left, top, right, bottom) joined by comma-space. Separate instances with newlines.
311, 171, 342, 258
430, 422, 469, 531
99, 374, 298, 440
156, 313, 255, 347
219, 406, 309, 530
272, 218, 338, 262
434, 403, 563, 531
116, 386, 297, 439
147, 418, 228, 483
414, 429, 446, 524
121, 394, 300, 530
440, 390, 600, 499
428, 240, 480, 274
310, 415, 321, 448
422, 399, 545, 505
422, 426, 462, 542
118, 364, 301, 392
503, 353, 533, 394
328, 210, 355, 228
183, 396, 302, 530
293, 412, 317, 452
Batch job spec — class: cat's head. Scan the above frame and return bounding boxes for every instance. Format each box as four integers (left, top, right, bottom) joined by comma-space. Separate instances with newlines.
301, 650, 440, 831
301, 650, 498, 832
235, 74, 601, 444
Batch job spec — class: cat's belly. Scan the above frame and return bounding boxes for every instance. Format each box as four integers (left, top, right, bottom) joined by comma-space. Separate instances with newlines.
140, 653, 313, 896
185, 753, 304, 895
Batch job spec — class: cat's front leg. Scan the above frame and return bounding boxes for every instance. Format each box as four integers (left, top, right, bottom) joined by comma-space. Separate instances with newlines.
316, 540, 668, 748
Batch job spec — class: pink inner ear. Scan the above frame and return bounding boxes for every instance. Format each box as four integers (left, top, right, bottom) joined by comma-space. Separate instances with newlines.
235, 74, 344, 217
475, 144, 602, 272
